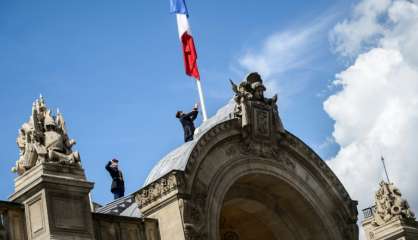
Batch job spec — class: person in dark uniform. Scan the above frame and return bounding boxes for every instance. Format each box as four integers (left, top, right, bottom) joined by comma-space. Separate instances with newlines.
105, 158, 125, 199
176, 104, 199, 142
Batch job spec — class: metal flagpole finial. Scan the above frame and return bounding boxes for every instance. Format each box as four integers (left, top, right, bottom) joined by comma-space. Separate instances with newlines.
381, 156, 391, 183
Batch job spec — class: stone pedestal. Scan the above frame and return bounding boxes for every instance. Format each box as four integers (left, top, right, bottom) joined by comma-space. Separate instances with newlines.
363, 216, 418, 240
9, 163, 95, 240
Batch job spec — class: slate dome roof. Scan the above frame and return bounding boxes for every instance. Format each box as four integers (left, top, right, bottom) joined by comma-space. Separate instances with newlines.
144, 99, 235, 186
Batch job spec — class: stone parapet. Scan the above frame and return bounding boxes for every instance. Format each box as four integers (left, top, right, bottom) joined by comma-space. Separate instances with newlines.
92, 213, 160, 240
9, 162, 95, 240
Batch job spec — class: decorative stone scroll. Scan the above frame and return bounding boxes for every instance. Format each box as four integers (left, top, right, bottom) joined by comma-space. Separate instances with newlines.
372, 181, 415, 226
12, 96, 81, 175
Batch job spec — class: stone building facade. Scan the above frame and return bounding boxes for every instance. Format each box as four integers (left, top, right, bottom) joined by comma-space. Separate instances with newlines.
1, 73, 416, 239
362, 181, 418, 240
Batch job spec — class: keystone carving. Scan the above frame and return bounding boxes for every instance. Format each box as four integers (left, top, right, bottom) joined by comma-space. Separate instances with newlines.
12, 96, 81, 175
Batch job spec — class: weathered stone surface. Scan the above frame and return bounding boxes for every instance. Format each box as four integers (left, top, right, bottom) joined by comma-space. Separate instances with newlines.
362, 181, 418, 240
5, 96, 161, 240
363, 216, 418, 240
0, 201, 27, 240
373, 181, 415, 226
136, 73, 358, 240
12, 96, 81, 175
92, 213, 160, 240
9, 163, 95, 240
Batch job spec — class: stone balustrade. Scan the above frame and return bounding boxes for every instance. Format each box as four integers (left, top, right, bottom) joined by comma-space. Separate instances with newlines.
362, 205, 376, 219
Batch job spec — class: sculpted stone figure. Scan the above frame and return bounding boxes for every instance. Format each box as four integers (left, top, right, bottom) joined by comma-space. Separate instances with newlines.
372, 181, 415, 226
230, 72, 284, 134
12, 96, 80, 175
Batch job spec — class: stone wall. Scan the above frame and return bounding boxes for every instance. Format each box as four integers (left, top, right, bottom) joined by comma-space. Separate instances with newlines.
93, 213, 160, 240
0, 200, 27, 240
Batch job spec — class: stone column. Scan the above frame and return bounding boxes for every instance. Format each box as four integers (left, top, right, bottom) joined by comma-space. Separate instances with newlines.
9, 162, 95, 240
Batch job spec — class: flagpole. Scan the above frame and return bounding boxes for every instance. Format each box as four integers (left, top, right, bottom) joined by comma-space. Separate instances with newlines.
195, 79, 208, 121
381, 156, 391, 183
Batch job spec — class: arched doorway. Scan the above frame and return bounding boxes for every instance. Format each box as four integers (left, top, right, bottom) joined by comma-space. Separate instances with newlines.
219, 174, 329, 240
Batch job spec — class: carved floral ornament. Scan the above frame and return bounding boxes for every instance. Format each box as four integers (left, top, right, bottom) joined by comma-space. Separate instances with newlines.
12, 96, 81, 175
372, 181, 415, 226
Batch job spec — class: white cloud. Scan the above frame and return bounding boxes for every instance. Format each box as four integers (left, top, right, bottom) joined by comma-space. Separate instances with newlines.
330, 0, 391, 57
237, 15, 333, 97
326, 0, 418, 239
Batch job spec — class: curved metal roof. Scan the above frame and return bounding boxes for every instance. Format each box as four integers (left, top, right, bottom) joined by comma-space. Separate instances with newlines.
144, 99, 235, 186
96, 194, 142, 218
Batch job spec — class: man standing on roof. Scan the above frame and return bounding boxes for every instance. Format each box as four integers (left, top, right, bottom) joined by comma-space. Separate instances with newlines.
105, 158, 125, 199
176, 104, 199, 142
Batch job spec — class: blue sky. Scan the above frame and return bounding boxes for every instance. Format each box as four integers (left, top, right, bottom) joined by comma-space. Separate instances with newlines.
0, 0, 356, 204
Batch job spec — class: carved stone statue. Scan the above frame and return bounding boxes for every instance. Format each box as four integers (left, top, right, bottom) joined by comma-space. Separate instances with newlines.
230, 72, 284, 135
372, 181, 415, 226
12, 96, 81, 175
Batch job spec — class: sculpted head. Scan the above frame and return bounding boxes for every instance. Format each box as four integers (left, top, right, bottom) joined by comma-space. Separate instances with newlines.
252, 82, 266, 100
245, 72, 262, 85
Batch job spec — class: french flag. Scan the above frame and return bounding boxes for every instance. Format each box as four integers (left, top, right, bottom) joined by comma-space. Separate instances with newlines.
170, 0, 200, 80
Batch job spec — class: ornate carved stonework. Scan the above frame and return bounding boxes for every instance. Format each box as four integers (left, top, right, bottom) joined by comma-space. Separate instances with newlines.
252, 104, 272, 138
224, 142, 295, 170
12, 96, 81, 175
229, 72, 286, 160
372, 181, 415, 226
230, 72, 285, 141
135, 171, 185, 209
134, 72, 359, 240
182, 179, 208, 240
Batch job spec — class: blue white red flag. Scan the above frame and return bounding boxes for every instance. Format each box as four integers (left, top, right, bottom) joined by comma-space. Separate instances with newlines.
170, 0, 200, 80
170, 0, 188, 15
